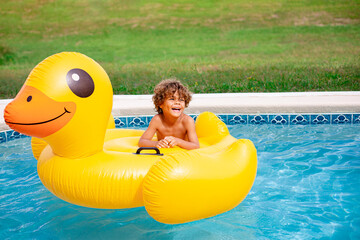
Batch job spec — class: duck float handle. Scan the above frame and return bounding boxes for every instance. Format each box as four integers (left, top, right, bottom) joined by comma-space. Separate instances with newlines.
3, 52, 257, 224
135, 147, 163, 156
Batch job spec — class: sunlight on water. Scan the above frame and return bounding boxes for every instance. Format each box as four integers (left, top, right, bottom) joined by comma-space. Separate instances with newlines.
1, 124, 360, 239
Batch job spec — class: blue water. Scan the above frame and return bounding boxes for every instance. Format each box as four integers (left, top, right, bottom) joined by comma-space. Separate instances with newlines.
1, 124, 359, 239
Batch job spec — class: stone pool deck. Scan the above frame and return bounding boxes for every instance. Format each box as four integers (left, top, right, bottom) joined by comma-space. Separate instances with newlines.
1, 91, 360, 131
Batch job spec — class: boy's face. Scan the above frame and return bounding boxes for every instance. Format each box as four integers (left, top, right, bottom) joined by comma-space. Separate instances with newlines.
160, 91, 185, 118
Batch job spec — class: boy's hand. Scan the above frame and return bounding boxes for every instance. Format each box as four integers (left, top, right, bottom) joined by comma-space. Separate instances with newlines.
156, 136, 179, 148
164, 136, 178, 148
156, 139, 170, 148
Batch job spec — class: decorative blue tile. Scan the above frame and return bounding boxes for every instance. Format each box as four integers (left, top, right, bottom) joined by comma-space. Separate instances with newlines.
6, 130, 27, 141
128, 116, 147, 127
114, 117, 127, 128
228, 115, 247, 125
332, 114, 351, 124
311, 114, 331, 124
2, 113, 360, 144
249, 115, 268, 124
269, 115, 289, 125
216, 115, 227, 124
290, 114, 310, 125
0, 131, 6, 144
353, 114, 360, 124
146, 116, 154, 125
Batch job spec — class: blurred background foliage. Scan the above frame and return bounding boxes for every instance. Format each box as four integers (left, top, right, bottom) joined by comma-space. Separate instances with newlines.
0, 0, 359, 98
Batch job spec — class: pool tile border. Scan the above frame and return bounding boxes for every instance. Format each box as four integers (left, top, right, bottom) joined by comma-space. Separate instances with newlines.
1, 113, 360, 143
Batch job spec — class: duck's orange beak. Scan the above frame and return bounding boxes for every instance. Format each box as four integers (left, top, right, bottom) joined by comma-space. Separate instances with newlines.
4, 85, 76, 138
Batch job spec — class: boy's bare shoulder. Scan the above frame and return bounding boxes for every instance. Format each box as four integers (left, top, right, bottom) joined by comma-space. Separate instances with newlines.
150, 114, 163, 124
182, 114, 195, 124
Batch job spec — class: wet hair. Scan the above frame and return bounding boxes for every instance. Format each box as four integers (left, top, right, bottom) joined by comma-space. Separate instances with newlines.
152, 79, 192, 114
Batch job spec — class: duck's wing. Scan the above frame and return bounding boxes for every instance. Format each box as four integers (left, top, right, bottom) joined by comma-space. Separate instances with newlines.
143, 137, 257, 224
31, 137, 48, 160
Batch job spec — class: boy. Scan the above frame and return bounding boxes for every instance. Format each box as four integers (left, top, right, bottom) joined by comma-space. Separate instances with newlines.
138, 79, 200, 150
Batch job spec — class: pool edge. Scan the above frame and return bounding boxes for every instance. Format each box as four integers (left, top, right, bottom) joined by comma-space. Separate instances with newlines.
1, 91, 360, 136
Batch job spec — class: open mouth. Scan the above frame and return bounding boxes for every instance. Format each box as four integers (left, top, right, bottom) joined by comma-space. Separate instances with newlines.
5, 108, 71, 126
172, 108, 181, 112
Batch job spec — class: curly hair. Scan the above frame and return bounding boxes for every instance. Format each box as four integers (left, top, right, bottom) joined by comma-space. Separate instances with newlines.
152, 79, 192, 114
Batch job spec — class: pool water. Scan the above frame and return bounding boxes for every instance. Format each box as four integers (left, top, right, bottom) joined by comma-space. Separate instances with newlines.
1, 124, 359, 239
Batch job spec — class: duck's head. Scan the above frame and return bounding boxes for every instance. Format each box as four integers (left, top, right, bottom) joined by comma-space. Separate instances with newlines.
4, 52, 113, 158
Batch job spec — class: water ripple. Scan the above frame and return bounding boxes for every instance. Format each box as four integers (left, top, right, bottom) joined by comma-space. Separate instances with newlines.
1, 125, 360, 239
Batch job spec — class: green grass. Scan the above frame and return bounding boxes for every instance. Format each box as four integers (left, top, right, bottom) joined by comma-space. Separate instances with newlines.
0, 0, 359, 98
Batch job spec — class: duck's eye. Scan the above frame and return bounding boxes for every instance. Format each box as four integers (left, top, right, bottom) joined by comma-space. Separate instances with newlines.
66, 68, 94, 98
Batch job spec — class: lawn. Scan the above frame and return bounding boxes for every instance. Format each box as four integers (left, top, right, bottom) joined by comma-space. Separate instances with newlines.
0, 0, 359, 98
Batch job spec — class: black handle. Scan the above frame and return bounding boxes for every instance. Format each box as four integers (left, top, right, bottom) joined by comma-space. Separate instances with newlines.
135, 147, 163, 156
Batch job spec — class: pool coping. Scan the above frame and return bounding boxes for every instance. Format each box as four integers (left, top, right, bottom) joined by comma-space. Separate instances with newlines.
111, 91, 360, 116
1, 91, 360, 133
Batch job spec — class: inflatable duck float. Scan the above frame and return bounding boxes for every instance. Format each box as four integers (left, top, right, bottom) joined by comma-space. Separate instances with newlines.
4, 52, 257, 224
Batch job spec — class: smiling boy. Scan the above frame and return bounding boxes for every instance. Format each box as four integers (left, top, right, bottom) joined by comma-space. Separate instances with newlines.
138, 79, 200, 150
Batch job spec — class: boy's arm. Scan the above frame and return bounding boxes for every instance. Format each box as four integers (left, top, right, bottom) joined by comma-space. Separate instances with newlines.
138, 116, 169, 148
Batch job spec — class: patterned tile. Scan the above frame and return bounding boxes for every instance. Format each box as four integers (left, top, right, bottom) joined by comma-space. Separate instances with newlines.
114, 117, 127, 128
128, 116, 148, 127
146, 116, 154, 125
353, 114, 360, 124
269, 115, 289, 125
0, 131, 6, 144
290, 114, 310, 125
228, 115, 247, 125
332, 114, 351, 124
6, 130, 27, 141
1, 113, 360, 144
311, 114, 331, 124
249, 115, 268, 125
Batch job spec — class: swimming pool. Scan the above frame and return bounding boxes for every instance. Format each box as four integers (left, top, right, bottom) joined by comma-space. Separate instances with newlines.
1, 123, 359, 239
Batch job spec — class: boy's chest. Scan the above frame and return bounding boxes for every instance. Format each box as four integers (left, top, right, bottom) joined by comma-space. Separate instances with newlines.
157, 123, 187, 139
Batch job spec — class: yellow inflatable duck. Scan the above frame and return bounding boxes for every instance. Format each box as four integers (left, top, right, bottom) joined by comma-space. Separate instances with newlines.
4, 52, 257, 224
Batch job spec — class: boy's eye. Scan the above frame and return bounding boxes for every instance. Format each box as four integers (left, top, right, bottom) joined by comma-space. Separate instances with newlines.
180, 98, 185, 102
